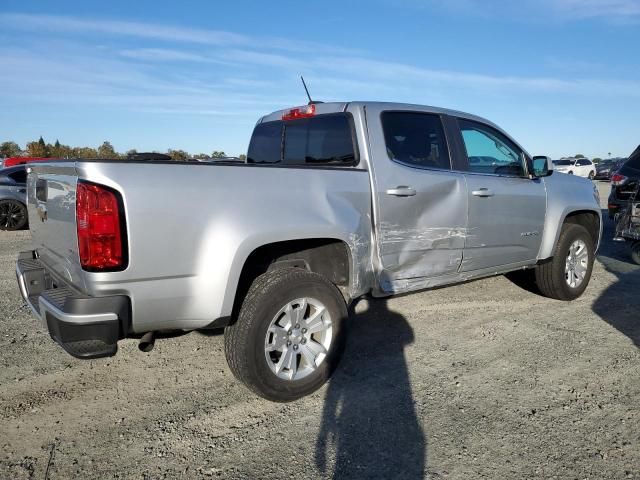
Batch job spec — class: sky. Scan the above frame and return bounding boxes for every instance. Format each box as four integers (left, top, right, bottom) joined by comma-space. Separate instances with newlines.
1, 0, 639, 158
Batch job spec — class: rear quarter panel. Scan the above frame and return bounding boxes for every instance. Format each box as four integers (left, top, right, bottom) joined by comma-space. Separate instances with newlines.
77, 162, 372, 332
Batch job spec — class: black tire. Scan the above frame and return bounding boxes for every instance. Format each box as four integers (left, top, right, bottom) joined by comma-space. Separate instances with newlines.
0, 200, 28, 231
631, 241, 640, 265
568, 171, 574, 175
535, 223, 594, 300
224, 268, 347, 402
588, 171, 595, 180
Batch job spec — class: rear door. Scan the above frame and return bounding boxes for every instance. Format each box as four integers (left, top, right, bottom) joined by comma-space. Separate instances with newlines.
454, 118, 546, 271
365, 105, 468, 293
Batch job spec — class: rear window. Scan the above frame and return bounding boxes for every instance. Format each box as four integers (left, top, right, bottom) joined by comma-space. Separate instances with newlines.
1, 166, 27, 184
8, 169, 27, 184
247, 113, 357, 166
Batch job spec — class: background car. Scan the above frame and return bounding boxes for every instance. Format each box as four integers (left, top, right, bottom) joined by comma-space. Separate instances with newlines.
0, 165, 28, 231
1, 157, 51, 168
595, 158, 626, 180
553, 158, 596, 178
608, 146, 640, 218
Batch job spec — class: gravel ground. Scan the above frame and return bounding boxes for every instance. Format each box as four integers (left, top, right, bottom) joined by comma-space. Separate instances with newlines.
1, 182, 638, 480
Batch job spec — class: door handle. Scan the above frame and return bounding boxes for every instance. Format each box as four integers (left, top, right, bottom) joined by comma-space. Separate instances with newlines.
386, 186, 416, 197
471, 188, 494, 197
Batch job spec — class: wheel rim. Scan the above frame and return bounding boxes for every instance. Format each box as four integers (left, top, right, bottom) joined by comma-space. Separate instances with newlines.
0, 201, 25, 229
264, 297, 333, 381
565, 239, 589, 288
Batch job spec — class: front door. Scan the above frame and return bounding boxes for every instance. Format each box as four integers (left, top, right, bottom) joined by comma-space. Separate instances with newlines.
456, 118, 546, 271
365, 106, 468, 293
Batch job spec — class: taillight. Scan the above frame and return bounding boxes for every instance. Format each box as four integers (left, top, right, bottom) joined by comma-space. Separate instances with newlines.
610, 173, 628, 186
281, 104, 315, 121
76, 181, 126, 271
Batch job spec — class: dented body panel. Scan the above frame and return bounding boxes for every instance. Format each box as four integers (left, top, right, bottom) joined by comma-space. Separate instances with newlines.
21, 101, 602, 334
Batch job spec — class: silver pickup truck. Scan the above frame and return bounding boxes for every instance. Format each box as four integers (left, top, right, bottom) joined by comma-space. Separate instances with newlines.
16, 102, 602, 401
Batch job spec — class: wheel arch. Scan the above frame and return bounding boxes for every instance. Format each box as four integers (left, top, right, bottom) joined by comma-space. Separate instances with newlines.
539, 208, 601, 260
224, 237, 358, 320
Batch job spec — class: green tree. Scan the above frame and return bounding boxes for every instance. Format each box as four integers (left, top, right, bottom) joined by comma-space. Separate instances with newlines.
97, 141, 118, 158
125, 149, 138, 158
593, 157, 602, 163
26, 136, 49, 157
73, 147, 98, 158
50, 140, 73, 159
0, 141, 21, 158
238, 154, 247, 161
193, 153, 211, 160
211, 150, 226, 158
168, 149, 189, 161
574, 154, 585, 159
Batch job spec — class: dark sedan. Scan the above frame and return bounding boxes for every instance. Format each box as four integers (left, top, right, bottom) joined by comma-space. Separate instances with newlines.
608, 146, 640, 218
595, 158, 625, 180
0, 165, 28, 230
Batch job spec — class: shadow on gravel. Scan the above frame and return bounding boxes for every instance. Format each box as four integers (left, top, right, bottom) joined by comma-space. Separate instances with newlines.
592, 211, 640, 348
315, 298, 426, 479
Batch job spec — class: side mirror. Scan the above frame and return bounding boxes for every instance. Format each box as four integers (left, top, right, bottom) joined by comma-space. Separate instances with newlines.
532, 155, 553, 177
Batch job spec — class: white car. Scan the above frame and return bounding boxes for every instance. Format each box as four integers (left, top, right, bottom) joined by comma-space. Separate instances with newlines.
553, 158, 596, 179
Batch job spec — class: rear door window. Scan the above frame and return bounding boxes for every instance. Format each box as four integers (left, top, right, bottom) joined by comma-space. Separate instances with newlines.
247, 113, 357, 166
381, 112, 451, 170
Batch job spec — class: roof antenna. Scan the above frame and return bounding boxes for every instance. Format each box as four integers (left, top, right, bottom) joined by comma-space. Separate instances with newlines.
301, 76, 322, 105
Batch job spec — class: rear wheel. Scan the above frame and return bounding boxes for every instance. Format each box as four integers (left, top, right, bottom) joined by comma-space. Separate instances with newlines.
588, 171, 595, 180
224, 268, 347, 402
0, 200, 27, 231
535, 223, 594, 300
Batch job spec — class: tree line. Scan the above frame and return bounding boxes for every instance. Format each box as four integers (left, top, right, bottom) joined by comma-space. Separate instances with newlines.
0, 137, 238, 161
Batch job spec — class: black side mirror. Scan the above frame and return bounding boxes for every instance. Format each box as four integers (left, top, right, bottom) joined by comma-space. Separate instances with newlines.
532, 155, 553, 177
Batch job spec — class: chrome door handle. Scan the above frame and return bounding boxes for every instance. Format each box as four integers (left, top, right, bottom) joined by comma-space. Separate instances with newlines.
386, 186, 416, 197
471, 188, 494, 197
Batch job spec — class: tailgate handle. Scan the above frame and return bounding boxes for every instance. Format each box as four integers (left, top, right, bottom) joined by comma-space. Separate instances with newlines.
36, 179, 47, 202
472, 188, 494, 197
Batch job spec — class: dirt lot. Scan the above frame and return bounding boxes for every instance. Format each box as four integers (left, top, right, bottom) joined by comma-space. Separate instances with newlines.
1, 182, 638, 480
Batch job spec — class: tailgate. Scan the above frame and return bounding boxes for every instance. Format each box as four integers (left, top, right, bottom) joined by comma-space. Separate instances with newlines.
27, 162, 87, 291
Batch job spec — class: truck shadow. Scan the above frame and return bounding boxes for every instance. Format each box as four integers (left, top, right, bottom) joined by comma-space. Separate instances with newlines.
315, 298, 426, 479
592, 210, 640, 348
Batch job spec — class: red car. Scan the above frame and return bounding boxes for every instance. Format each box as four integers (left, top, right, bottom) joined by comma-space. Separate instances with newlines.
1, 157, 53, 168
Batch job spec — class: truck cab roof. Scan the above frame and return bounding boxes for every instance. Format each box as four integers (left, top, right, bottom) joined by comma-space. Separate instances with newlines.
259, 101, 500, 131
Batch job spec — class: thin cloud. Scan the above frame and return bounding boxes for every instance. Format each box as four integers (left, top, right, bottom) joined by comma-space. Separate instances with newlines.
0, 13, 361, 55
552, 0, 640, 17
390, 0, 640, 20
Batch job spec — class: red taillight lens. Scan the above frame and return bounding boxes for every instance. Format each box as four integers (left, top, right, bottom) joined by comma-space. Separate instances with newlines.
611, 173, 628, 186
281, 104, 315, 121
76, 181, 125, 270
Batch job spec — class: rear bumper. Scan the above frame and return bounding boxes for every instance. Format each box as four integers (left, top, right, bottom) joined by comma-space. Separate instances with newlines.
16, 251, 130, 359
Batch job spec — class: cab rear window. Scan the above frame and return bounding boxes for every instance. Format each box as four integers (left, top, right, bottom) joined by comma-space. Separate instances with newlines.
247, 113, 357, 166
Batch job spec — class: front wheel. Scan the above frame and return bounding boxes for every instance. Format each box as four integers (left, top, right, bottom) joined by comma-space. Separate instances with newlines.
588, 171, 595, 180
224, 268, 347, 402
0, 200, 28, 231
535, 223, 594, 300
